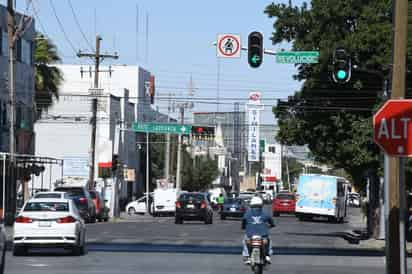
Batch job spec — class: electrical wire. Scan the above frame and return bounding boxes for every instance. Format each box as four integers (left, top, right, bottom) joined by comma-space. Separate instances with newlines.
49, 0, 78, 54
67, 0, 94, 52
30, 1, 48, 35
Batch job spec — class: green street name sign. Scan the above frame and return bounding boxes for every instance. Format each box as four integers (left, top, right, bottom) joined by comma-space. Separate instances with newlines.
276, 51, 319, 64
132, 122, 192, 135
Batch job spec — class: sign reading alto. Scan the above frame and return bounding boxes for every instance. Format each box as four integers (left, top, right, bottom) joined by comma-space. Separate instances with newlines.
132, 122, 191, 135
373, 100, 412, 157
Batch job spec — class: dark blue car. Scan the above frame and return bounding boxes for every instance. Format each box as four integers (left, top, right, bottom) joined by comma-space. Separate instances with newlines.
220, 198, 247, 220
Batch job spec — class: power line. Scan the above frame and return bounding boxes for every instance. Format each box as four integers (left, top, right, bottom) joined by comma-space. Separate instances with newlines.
49, 0, 77, 54
30, 1, 47, 35
67, 0, 94, 52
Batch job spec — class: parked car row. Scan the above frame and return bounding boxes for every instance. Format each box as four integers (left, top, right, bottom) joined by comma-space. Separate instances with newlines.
53, 186, 109, 223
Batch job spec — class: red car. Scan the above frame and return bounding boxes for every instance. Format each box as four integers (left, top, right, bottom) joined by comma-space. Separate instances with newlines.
272, 192, 296, 216
88, 190, 109, 222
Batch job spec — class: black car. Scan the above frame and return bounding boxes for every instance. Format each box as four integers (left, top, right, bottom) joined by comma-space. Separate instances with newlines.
220, 197, 247, 220
175, 192, 213, 224
54, 186, 97, 223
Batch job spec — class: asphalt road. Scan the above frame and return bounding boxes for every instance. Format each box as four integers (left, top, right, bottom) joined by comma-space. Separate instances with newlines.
5, 252, 396, 274
5, 207, 396, 274
84, 207, 364, 249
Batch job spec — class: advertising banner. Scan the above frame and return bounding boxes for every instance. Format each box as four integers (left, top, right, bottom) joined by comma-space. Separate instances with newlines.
247, 92, 262, 162
63, 156, 89, 177
248, 109, 260, 162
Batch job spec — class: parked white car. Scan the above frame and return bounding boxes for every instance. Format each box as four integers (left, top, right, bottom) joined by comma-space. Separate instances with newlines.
13, 198, 86, 256
126, 196, 148, 215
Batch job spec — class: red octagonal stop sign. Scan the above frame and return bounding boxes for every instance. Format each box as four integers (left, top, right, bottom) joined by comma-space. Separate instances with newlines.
373, 99, 412, 157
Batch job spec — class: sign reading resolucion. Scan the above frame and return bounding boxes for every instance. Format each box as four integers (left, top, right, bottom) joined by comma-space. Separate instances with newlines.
276, 51, 319, 64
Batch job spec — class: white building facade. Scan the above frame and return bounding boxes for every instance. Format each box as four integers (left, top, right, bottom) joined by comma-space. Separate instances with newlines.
34, 64, 161, 203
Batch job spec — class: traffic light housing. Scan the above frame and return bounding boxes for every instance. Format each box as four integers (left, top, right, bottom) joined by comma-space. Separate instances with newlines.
332, 48, 351, 84
111, 155, 119, 172
191, 126, 215, 141
248, 31, 263, 68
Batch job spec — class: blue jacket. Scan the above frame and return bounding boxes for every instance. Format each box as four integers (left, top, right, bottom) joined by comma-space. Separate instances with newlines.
242, 207, 275, 237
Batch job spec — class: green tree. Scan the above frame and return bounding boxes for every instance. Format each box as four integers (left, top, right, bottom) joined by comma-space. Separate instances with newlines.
282, 157, 304, 187
264, 0, 398, 237
150, 134, 166, 180
181, 149, 219, 192
265, 0, 393, 189
34, 33, 63, 116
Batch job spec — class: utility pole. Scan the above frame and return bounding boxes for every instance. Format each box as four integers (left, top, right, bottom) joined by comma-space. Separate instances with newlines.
6, 0, 16, 226
175, 102, 192, 191
284, 146, 291, 192
77, 35, 118, 190
175, 106, 185, 191
164, 93, 172, 182
387, 0, 408, 273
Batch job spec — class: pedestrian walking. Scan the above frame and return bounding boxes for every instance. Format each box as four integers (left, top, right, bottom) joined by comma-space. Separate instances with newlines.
217, 193, 225, 211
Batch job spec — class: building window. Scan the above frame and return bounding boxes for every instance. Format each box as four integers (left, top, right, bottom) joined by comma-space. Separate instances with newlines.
1, 30, 8, 57
268, 146, 276, 153
0, 103, 2, 126
16, 39, 21, 62
0, 28, 2, 55
21, 39, 32, 65
3, 103, 7, 126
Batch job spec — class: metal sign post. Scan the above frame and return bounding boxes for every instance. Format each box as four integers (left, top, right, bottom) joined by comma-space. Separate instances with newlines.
380, 0, 408, 273
146, 133, 150, 214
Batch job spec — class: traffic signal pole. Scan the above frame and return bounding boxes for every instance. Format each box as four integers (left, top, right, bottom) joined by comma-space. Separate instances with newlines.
387, 0, 408, 273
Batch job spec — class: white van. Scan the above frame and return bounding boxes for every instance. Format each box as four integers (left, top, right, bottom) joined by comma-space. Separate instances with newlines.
152, 188, 177, 216
295, 174, 348, 223
208, 188, 226, 206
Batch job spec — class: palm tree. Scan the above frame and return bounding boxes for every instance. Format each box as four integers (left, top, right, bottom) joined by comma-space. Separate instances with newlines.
34, 33, 63, 116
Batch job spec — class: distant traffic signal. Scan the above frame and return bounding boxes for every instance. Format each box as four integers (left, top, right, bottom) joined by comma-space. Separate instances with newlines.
332, 48, 351, 84
191, 126, 215, 140
248, 31, 263, 68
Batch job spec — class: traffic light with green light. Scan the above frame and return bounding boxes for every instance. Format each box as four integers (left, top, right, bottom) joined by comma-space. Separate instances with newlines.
248, 31, 263, 68
332, 48, 351, 84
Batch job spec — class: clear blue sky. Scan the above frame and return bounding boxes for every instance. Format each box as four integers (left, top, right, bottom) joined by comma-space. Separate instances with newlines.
6, 0, 305, 124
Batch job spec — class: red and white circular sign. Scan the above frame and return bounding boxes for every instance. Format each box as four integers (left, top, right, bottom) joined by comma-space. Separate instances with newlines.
217, 34, 241, 58
373, 99, 412, 157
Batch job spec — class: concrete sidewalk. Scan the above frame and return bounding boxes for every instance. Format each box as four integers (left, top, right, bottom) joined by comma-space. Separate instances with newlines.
345, 207, 412, 252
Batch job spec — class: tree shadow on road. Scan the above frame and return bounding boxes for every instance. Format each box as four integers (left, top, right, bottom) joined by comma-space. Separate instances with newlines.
76, 242, 386, 257
286, 232, 359, 244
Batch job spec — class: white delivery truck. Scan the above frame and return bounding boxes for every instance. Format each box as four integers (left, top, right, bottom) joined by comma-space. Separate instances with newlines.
152, 188, 177, 216
295, 174, 348, 223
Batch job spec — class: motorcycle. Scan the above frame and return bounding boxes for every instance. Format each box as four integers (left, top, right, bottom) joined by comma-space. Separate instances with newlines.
246, 235, 268, 274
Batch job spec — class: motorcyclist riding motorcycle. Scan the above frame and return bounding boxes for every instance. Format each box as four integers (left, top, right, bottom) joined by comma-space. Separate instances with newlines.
242, 196, 275, 265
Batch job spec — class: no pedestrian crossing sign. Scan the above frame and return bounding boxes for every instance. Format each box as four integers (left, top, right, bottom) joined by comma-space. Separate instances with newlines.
132, 122, 192, 135
276, 51, 319, 64
373, 99, 412, 157
216, 34, 241, 58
